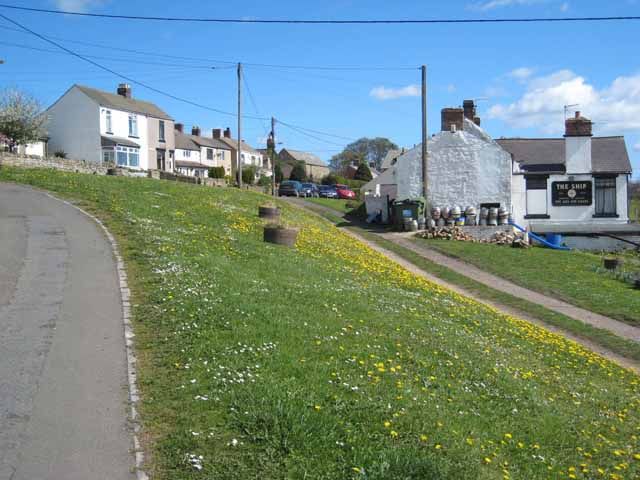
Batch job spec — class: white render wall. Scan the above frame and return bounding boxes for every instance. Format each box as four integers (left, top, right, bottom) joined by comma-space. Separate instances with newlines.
395, 119, 512, 211
46, 86, 100, 163
565, 137, 592, 173
99, 107, 150, 170
175, 148, 201, 163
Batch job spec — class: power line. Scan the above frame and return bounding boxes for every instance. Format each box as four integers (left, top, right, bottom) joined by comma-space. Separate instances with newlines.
0, 24, 415, 71
278, 121, 349, 147
0, 12, 268, 121
242, 70, 270, 140
0, 40, 226, 69
277, 120, 356, 142
1, 4, 639, 24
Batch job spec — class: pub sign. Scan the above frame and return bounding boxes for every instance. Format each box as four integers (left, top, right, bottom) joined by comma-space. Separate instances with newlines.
551, 181, 592, 206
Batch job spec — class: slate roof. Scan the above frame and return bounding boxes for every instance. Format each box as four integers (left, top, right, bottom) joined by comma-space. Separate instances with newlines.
216, 136, 262, 155
176, 160, 209, 168
380, 149, 402, 170
280, 149, 326, 166
175, 130, 231, 151
101, 135, 140, 148
174, 131, 200, 151
496, 137, 632, 174
76, 84, 173, 120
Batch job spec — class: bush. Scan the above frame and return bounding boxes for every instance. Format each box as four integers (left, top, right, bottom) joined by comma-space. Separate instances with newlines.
53, 150, 67, 159
258, 175, 271, 187
242, 165, 257, 185
322, 173, 338, 185
289, 161, 307, 182
354, 163, 373, 181
208, 166, 225, 179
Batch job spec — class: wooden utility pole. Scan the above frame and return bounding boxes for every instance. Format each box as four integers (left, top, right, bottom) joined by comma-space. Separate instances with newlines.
237, 62, 243, 188
270, 117, 277, 197
421, 65, 428, 211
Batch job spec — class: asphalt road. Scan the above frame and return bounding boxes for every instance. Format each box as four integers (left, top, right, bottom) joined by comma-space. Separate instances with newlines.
0, 183, 134, 480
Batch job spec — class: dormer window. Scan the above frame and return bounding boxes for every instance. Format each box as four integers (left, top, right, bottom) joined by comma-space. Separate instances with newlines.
128, 114, 138, 137
105, 110, 112, 134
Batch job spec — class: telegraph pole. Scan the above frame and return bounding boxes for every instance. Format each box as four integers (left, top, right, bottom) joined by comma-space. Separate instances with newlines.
270, 117, 277, 197
237, 62, 243, 188
421, 65, 428, 211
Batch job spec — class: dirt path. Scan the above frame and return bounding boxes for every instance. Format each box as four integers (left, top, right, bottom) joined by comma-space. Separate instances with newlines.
284, 197, 640, 372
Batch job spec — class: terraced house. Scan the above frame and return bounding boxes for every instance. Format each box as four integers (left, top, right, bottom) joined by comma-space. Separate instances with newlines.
174, 124, 232, 178
46, 83, 175, 171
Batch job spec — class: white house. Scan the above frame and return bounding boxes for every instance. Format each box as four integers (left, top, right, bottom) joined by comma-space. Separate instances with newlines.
174, 125, 232, 178
46, 83, 175, 171
498, 112, 632, 229
362, 101, 512, 222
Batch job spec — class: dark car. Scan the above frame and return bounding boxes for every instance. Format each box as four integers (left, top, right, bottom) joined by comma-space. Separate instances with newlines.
278, 180, 302, 197
300, 183, 320, 198
318, 185, 338, 198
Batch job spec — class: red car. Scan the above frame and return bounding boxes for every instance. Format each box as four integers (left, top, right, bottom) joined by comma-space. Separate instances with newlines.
335, 184, 356, 200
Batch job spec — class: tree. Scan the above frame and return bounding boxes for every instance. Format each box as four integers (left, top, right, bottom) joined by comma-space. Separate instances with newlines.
275, 162, 284, 183
289, 161, 307, 181
322, 173, 339, 185
354, 162, 373, 181
0, 89, 45, 153
330, 137, 398, 171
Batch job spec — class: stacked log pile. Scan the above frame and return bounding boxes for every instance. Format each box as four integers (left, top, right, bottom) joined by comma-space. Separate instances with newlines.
416, 227, 529, 248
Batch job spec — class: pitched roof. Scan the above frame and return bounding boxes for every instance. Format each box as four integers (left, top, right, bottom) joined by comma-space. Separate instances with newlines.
216, 136, 262, 155
101, 135, 140, 148
381, 149, 402, 170
176, 160, 209, 169
75, 84, 173, 120
280, 149, 326, 166
174, 131, 200, 151
496, 137, 632, 174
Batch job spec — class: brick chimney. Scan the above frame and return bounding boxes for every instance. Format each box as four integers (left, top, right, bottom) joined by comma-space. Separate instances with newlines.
564, 111, 593, 137
117, 83, 132, 99
463, 100, 476, 120
564, 112, 593, 173
223, 127, 231, 138
175, 123, 184, 133
192, 126, 201, 137
441, 108, 464, 132
212, 128, 222, 139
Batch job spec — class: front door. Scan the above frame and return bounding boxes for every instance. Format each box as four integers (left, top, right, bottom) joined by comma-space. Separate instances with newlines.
156, 149, 166, 171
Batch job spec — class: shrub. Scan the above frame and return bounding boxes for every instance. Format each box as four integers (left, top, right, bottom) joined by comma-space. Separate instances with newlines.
208, 166, 225, 179
354, 162, 373, 181
258, 175, 271, 187
242, 165, 257, 185
53, 150, 67, 159
289, 161, 307, 182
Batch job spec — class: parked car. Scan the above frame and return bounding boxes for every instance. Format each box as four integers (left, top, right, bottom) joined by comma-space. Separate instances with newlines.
318, 185, 338, 198
278, 180, 302, 197
335, 184, 356, 200
300, 182, 320, 198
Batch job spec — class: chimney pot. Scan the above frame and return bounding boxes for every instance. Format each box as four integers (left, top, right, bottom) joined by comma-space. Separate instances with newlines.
473, 116, 481, 127
192, 126, 201, 137
223, 127, 231, 138
212, 128, 222, 139
117, 83, 132, 99
175, 123, 184, 133
575, 111, 581, 119
441, 107, 464, 132
463, 99, 476, 120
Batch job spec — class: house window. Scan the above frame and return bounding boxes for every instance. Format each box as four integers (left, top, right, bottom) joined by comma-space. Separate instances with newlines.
184, 150, 191, 158
207, 148, 213, 160
594, 176, 617, 217
128, 114, 138, 137
525, 176, 549, 218
159, 121, 165, 142
105, 110, 112, 134
102, 149, 115, 164
116, 146, 140, 167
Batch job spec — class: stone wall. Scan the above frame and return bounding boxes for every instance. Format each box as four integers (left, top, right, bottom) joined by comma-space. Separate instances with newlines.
0, 152, 108, 175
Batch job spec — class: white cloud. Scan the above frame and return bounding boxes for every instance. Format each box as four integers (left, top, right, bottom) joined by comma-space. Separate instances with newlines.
53, 0, 105, 12
509, 67, 535, 81
370, 84, 420, 101
447, 84, 457, 93
468, 0, 546, 11
488, 70, 640, 135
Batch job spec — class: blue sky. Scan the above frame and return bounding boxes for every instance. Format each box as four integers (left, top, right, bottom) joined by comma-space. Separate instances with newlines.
1, 0, 639, 178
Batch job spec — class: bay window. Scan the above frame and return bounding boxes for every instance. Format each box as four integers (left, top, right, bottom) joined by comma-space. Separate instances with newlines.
116, 146, 140, 168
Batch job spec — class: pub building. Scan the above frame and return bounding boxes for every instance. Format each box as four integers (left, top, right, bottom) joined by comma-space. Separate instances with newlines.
498, 112, 635, 247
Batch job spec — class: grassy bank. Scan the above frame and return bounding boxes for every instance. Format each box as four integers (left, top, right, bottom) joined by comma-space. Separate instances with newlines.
2, 167, 639, 480
417, 239, 640, 326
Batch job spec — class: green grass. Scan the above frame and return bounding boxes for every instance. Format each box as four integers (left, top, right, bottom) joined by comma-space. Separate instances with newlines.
343, 227, 640, 363
416, 239, 640, 326
305, 197, 361, 214
2, 167, 639, 480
